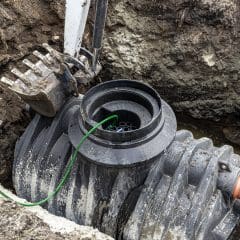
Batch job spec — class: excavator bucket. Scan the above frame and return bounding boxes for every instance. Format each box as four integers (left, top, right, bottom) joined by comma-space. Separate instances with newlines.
0, 43, 101, 117
1, 44, 66, 117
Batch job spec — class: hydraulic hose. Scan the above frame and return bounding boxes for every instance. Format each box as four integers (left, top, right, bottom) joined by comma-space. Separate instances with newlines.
92, 0, 108, 70
0, 114, 118, 207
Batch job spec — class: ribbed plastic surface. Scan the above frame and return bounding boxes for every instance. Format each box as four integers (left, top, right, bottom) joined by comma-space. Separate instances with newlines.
13, 97, 240, 240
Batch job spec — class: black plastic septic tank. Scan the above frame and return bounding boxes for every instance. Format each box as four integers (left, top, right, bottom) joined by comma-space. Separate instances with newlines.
13, 80, 240, 240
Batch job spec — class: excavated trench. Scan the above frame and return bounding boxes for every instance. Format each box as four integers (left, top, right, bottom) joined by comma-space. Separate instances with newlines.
1, 0, 240, 239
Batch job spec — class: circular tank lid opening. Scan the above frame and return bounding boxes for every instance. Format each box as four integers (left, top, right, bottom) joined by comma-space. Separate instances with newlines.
69, 79, 177, 166
101, 110, 141, 132
80, 80, 163, 142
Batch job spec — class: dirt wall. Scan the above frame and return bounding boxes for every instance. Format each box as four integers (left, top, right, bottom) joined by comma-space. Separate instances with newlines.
102, 0, 240, 121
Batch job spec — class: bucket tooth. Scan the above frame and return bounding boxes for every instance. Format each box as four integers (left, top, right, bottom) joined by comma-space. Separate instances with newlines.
0, 76, 14, 87
11, 68, 31, 87
23, 59, 42, 76
45, 53, 55, 64
42, 43, 63, 62
33, 50, 52, 65
35, 60, 52, 73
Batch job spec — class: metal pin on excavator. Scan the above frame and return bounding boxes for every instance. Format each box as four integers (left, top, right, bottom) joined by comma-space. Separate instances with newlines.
1, 0, 107, 117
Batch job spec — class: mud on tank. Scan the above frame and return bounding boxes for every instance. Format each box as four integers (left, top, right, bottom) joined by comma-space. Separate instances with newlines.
13, 80, 240, 239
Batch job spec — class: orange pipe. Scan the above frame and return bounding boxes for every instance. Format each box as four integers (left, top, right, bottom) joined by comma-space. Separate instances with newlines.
232, 176, 240, 199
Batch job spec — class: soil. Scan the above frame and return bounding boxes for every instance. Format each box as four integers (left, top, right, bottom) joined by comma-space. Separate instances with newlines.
0, 199, 113, 240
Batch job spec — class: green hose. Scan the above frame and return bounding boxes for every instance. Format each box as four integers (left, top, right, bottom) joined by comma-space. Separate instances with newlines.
0, 114, 118, 207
